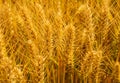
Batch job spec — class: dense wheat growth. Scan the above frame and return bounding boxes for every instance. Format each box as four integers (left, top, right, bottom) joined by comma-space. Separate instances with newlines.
0, 0, 120, 83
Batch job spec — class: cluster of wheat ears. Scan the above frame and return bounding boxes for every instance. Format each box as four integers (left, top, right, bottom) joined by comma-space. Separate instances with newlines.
0, 0, 120, 83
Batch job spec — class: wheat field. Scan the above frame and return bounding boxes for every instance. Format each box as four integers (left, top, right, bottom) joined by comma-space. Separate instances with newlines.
0, 0, 120, 83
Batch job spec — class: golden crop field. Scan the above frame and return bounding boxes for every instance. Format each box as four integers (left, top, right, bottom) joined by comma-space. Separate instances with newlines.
0, 0, 120, 83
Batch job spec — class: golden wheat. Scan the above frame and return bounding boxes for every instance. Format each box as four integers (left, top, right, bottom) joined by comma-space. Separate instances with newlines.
0, 0, 120, 83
